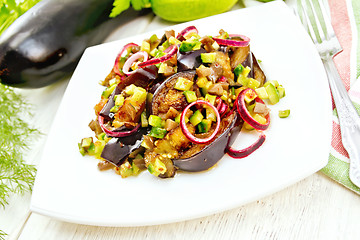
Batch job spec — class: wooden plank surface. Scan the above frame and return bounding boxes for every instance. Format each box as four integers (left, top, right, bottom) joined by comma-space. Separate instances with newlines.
2, 1, 360, 239
17, 173, 360, 240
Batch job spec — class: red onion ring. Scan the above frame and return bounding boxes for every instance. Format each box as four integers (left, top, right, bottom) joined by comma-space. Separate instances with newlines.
138, 45, 178, 68
98, 115, 141, 137
226, 132, 266, 158
236, 88, 270, 131
122, 51, 149, 75
219, 102, 229, 118
113, 43, 139, 77
216, 97, 223, 111
213, 35, 250, 47
215, 97, 228, 117
180, 100, 221, 144
176, 26, 199, 39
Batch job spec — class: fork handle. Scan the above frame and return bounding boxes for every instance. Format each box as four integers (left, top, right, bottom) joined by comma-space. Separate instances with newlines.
323, 57, 360, 187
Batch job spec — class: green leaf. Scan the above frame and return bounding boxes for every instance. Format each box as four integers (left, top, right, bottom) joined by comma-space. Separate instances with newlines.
0, 0, 41, 36
110, 0, 131, 18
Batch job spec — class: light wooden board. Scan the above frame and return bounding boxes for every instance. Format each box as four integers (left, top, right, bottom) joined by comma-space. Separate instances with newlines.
2, 1, 360, 239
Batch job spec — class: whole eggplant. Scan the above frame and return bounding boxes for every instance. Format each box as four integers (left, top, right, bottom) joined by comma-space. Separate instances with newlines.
0, 0, 137, 88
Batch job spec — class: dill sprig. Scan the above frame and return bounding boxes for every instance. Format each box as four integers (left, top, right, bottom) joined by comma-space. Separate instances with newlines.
0, 84, 40, 208
0, 230, 6, 240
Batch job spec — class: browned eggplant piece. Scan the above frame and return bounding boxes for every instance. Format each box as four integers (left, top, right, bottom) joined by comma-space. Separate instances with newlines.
230, 45, 254, 79
117, 65, 159, 90
230, 45, 250, 69
252, 53, 266, 86
150, 70, 242, 173
99, 65, 158, 120
177, 48, 207, 72
151, 70, 196, 115
173, 111, 241, 172
100, 126, 149, 166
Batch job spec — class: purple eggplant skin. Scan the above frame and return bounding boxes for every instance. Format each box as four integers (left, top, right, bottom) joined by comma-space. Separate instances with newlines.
251, 53, 266, 86
116, 65, 159, 90
177, 48, 207, 72
0, 0, 137, 88
100, 126, 149, 166
100, 65, 158, 121
100, 86, 122, 121
173, 111, 241, 172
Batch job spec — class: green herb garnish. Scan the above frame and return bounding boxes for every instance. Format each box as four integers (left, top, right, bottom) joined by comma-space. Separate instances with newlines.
0, 0, 42, 36
0, 84, 40, 207
0, 85, 40, 235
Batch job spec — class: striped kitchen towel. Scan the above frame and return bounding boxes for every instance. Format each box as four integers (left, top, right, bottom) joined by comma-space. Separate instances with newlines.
319, 0, 360, 194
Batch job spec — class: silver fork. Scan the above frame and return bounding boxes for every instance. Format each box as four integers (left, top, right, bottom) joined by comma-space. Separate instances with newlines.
296, 0, 360, 188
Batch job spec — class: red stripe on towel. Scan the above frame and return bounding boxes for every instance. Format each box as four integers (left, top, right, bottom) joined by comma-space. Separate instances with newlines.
329, 0, 352, 91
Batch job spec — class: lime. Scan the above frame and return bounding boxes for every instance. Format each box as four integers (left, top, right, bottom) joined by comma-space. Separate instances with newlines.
151, 0, 238, 22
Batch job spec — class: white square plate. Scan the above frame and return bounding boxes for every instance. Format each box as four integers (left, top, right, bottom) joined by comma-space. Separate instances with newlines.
31, 1, 332, 226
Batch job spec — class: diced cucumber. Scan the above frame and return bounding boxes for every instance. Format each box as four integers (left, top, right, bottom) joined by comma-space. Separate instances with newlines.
114, 94, 125, 106
131, 162, 141, 176
149, 127, 167, 139
131, 87, 147, 102
205, 94, 216, 106
200, 81, 213, 95
174, 77, 193, 91
264, 80, 279, 88
189, 110, 204, 126
141, 111, 148, 127
247, 103, 256, 113
141, 40, 150, 53
150, 34, 159, 43
253, 114, 267, 125
198, 119, 212, 133
119, 161, 133, 178
206, 107, 217, 122
110, 105, 120, 113
265, 83, 280, 104
279, 109, 290, 118
277, 85, 286, 99
244, 122, 254, 131
180, 41, 196, 52
237, 75, 249, 86
247, 78, 260, 89
220, 90, 228, 101
234, 64, 244, 77
124, 84, 137, 95
169, 36, 181, 45
183, 91, 197, 103
102, 84, 117, 98
175, 113, 189, 124
81, 137, 93, 149
196, 77, 209, 88
201, 52, 216, 63
255, 87, 269, 99
148, 115, 163, 127
94, 140, 106, 158
148, 158, 167, 176
244, 90, 257, 103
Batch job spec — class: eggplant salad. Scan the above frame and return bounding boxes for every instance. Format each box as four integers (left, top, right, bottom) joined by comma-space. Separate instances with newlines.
78, 26, 289, 178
